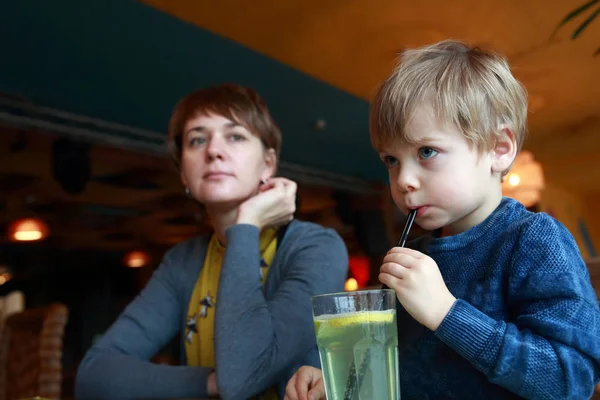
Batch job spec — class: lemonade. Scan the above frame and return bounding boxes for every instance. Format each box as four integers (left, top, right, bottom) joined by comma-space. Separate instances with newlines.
314, 309, 399, 400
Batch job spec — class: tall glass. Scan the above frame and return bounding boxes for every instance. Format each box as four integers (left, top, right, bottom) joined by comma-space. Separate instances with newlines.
312, 289, 399, 400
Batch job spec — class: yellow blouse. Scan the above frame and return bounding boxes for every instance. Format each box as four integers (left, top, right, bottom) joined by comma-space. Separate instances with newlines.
184, 228, 279, 398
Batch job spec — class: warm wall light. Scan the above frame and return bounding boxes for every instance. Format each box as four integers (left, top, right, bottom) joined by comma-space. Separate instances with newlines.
0, 265, 11, 285
344, 278, 359, 292
8, 218, 49, 242
502, 151, 545, 208
123, 250, 151, 268
508, 174, 520, 187
0, 272, 10, 285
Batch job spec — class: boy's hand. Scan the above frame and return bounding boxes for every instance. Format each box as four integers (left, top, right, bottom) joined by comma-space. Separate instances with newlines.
207, 371, 218, 396
284, 366, 325, 400
379, 247, 456, 331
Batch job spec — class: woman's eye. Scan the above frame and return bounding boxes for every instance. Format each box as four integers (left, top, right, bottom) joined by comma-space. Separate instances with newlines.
189, 137, 206, 146
419, 147, 438, 159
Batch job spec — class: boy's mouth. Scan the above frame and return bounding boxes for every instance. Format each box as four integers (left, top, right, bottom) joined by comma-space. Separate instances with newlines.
409, 206, 429, 218
416, 206, 430, 217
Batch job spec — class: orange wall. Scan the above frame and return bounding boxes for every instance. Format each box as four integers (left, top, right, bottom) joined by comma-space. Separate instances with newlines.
538, 183, 598, 260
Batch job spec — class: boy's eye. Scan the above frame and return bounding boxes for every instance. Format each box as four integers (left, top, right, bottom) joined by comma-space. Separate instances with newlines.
382, 155, 399, 167
419, 147, 438, 159
229, 133, 245, 142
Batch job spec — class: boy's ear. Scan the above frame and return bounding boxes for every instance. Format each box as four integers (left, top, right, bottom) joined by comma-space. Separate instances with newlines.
491, 125, 517, 175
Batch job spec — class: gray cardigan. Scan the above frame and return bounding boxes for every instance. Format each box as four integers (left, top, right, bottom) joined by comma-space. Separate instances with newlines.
75, 220, 349, 399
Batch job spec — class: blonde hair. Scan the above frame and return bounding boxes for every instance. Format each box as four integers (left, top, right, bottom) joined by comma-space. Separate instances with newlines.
370, 40, 528, 156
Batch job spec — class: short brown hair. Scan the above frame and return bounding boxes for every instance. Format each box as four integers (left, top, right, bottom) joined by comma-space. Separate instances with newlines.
167, 84, 282, 170
370, 40, 528, 155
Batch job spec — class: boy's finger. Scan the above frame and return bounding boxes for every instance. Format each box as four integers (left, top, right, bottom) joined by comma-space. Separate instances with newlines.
285, 373, 298, 400
307, 376, 326, 400
379, 272, 402, 288
380, 262, 409, 278
382, 253, 419, 268
387, 246, 426, 258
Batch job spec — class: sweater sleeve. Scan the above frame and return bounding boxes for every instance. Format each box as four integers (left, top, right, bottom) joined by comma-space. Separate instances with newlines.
435, 214, 600, 399
214, 223, 349, 400
75, 246, 212, 400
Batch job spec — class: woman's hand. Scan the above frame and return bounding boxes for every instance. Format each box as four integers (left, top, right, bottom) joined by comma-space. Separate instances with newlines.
236, 177, 297, 230
284, 366, 325, 400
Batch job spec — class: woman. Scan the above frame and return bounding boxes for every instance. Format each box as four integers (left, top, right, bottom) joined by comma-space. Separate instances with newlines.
75, 84, 349, 399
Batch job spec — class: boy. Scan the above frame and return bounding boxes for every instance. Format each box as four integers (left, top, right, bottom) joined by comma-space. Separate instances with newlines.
284, 40, 600, 399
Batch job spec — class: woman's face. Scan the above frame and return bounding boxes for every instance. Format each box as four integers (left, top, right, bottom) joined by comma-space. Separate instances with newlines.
179, 113, 276, 208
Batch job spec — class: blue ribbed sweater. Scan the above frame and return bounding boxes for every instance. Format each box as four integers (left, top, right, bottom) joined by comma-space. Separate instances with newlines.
398, 197, 600, 399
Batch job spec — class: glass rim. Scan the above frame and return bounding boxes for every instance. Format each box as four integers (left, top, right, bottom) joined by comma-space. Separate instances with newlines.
311, 288, 395, 300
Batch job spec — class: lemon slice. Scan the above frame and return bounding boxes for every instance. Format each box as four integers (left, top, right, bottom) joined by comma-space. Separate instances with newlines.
315, 310, 394, 329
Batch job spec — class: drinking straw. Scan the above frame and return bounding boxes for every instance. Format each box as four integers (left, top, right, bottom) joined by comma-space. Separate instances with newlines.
396, 208, 417, 248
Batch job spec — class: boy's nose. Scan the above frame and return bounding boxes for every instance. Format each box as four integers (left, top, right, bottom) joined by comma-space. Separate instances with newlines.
396, 168, 420, 192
